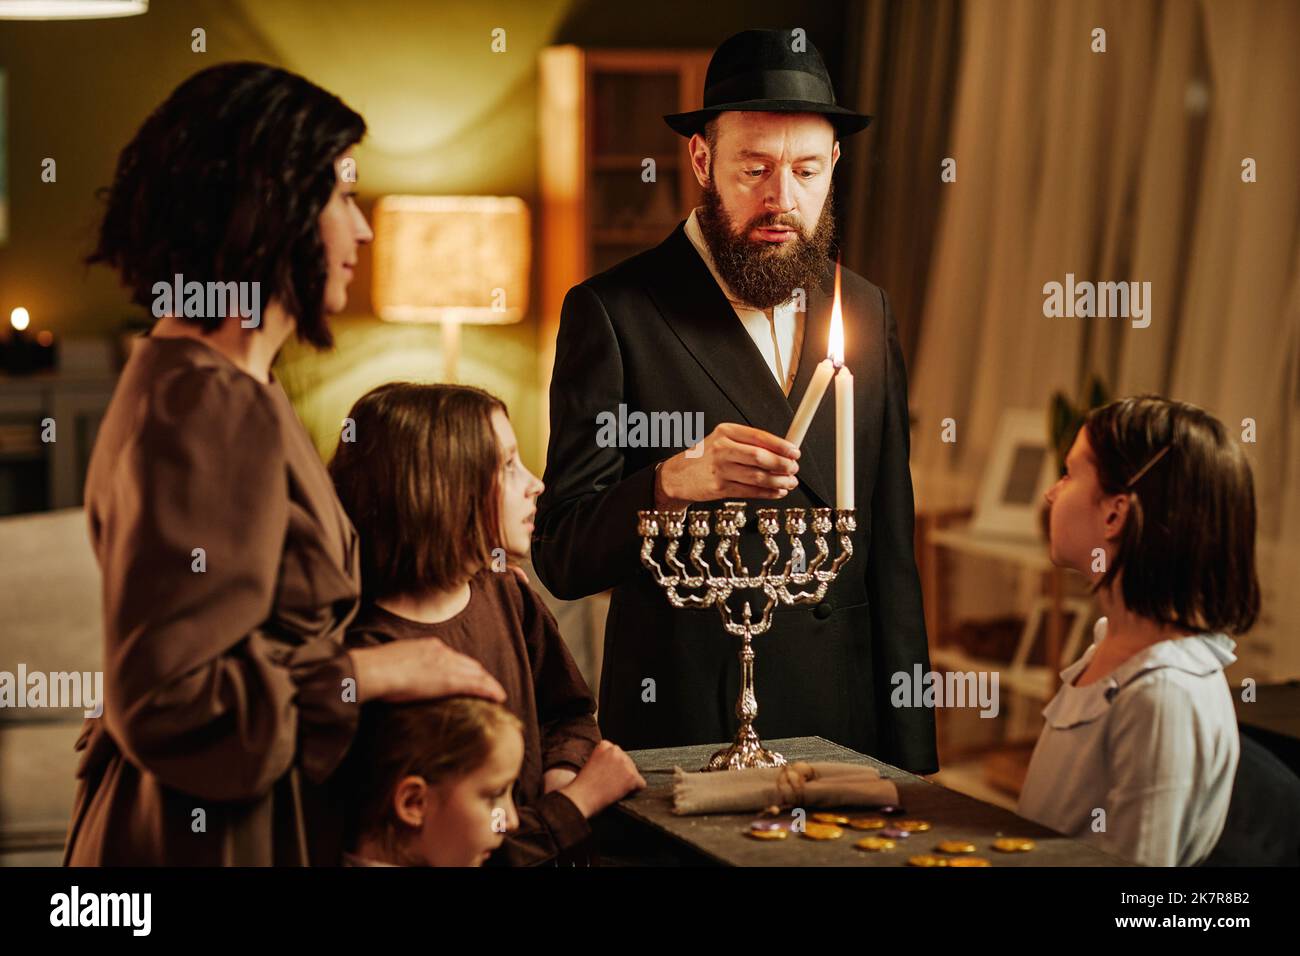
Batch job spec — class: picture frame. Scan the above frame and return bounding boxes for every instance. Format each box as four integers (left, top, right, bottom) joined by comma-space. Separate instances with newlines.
1011, 596, 1095, 672
971, 408, 1058, 540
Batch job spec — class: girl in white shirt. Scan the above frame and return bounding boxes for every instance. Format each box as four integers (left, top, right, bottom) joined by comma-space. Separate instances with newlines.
1017, 396, 1260, 866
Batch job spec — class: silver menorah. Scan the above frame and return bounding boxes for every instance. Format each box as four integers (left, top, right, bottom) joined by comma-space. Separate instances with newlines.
637, 501, 857, 771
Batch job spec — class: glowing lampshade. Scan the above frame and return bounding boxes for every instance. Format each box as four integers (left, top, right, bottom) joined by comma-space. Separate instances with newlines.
372, 196, 530, 380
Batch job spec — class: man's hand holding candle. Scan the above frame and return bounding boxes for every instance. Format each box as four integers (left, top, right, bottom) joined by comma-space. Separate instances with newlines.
655, 422, 801, 508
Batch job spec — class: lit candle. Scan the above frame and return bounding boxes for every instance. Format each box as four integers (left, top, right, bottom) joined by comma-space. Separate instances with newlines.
786, 260, 848, 448
828, 264, 854, 510
6, 307, 33, 375
785, 358, 834, 447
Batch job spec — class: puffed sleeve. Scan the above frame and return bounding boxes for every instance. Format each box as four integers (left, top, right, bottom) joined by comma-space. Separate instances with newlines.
1101, 675, 1202, 866
92, 362, 358, 802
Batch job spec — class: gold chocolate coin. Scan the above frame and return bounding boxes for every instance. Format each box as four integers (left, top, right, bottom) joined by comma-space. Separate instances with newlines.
801, 823, 844, 841
895, 819, 932, 832
907, 854, 949, 867
848, 816, 887, 830
948, 857, 992, 867
746, 828, 788, 841
936, 840, 977, 854
854, 836, 896, 852
812, 813, 851, 826
992, 837, 1036, 853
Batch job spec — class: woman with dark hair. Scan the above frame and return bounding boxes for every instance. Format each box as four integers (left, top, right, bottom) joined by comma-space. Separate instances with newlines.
1017, 395, 1260, 866
65, 62, 506, 866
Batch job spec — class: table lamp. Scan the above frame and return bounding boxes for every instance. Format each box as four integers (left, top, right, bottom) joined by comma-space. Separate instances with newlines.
371, 195, 530, 381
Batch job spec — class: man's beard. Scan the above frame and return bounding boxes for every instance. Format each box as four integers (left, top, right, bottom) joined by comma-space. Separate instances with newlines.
696, 178, 836, 311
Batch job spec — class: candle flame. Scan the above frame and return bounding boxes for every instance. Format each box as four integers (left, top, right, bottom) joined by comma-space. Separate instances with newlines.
10, 307, 30, 332
827, 260, 844, 366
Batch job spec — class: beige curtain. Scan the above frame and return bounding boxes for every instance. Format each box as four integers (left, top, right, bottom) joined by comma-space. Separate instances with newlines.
909, 0, 1300, 678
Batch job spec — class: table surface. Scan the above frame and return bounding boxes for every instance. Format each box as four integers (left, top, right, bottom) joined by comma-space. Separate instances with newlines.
618, 736, 1131, 867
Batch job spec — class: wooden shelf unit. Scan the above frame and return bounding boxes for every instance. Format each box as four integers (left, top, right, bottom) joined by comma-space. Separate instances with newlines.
537, 46, 712, 460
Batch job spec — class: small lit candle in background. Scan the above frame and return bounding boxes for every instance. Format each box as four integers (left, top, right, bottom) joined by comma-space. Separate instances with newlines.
827, 264, 855, 510
4, 307, 31, 375
2, 307, 56, 374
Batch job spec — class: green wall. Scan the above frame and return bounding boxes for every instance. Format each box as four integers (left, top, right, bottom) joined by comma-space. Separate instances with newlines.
0, 0, 845, 469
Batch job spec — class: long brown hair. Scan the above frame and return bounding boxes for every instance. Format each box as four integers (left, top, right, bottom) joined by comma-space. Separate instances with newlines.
1084, 395, 1260, 635
330, 382, 507, 598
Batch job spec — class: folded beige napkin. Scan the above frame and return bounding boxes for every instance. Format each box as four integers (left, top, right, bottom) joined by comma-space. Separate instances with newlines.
671, 761, 899, 815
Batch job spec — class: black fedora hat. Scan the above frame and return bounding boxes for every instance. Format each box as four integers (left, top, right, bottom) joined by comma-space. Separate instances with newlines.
664, 29, 870, 137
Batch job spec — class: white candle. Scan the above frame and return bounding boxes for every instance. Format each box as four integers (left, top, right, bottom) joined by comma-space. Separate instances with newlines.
785, 358, 835, 447
835, 365, 854, 510
822, 258, 855, 510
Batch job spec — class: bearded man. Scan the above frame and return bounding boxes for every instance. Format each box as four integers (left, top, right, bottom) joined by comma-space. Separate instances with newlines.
532, 29, 938, 774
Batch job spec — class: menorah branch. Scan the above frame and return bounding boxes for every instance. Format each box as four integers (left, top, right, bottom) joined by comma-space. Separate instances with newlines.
638, 501, 857, 770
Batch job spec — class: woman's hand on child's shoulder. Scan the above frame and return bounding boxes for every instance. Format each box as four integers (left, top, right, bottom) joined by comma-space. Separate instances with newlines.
350, 638, 507, 704
558, 740, 646, 818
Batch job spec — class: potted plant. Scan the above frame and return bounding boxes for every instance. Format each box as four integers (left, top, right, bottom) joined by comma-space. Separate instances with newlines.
1043, 376, 1109, 535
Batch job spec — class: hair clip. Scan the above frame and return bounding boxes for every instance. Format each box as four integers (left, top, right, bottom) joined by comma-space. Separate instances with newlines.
1125, 444, 1171, 488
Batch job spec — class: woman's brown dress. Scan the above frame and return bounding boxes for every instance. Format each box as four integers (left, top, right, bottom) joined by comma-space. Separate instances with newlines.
64, 335, 361, 866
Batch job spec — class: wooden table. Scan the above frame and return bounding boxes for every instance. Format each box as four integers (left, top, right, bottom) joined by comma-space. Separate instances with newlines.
609, 736, 1129, 866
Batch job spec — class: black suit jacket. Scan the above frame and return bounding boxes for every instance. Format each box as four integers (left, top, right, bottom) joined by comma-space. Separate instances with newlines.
533, 223, 938, 774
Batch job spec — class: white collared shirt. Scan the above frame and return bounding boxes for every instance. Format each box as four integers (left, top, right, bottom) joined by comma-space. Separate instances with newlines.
1016, 618, 1240, 866
683, 208, 804, 395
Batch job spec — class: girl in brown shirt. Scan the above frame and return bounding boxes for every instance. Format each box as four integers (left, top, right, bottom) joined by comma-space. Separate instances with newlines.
66, 64, 505, 867
331, 384, 646, 865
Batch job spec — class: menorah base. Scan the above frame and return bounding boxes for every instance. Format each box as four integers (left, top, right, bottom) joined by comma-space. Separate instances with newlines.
704, 721, 788, 771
